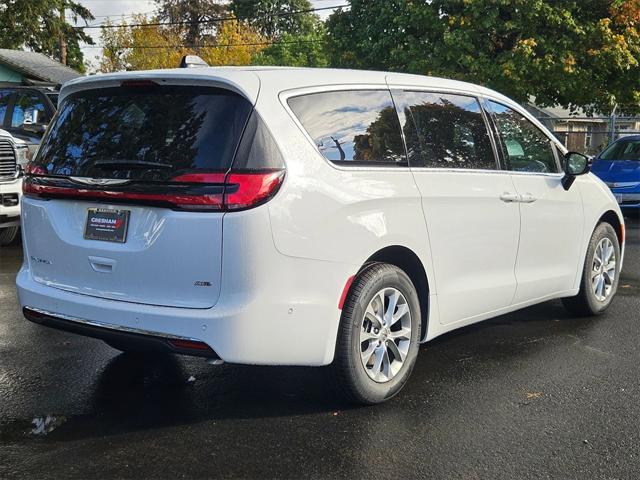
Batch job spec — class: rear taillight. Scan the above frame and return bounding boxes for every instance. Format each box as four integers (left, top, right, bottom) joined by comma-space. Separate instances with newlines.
23, 169, 285, 212
167, 170, 285, 210
224, 171, 285, 210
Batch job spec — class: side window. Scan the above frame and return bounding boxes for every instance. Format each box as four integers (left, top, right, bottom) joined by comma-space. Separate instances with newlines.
395, 91, 497, 169
11, 92, 50, 128
487, 100, 559, 173
0, 89, 13, 125
287, 90, 406, 166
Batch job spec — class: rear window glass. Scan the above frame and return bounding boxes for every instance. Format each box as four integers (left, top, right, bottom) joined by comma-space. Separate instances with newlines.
599, 138, 640, 161
33, 85, 252, 181
288, 90, 406, 166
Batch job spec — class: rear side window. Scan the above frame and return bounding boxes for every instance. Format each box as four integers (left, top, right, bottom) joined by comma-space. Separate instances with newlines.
487, 100, 559, 173
33, 85, 253, 181
394, 91, 496, 169
288, 90, 406, 166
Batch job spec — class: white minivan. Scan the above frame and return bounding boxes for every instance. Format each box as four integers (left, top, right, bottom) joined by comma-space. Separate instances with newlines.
17, 67, 625, 404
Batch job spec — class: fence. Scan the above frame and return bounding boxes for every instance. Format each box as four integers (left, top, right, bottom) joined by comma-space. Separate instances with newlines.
533, 116, 640, 156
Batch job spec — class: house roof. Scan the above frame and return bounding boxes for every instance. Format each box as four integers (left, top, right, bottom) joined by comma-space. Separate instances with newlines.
0, 49, 81, 85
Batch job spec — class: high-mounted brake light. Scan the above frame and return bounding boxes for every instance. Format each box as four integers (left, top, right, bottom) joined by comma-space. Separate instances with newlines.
120, 80, 159, 88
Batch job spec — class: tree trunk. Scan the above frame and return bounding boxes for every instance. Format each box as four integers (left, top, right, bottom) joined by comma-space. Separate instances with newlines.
59, 6, 67, 65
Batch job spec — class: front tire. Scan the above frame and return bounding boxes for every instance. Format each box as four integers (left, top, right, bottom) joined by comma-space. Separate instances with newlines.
0, 226, 19, 246
332, 263, 421, 405
562, 222, 621, 316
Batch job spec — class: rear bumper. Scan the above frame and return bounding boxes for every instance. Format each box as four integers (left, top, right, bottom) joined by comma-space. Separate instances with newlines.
23, 306, 220, 358
17, 204, 354, 366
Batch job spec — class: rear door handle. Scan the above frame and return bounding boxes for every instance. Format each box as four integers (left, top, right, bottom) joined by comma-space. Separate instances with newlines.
88, 256, 116, 274
499, 192, 520, 203
520, 193, 537, 203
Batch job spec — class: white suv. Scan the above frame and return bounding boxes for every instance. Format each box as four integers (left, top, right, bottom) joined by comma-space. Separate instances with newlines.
17, 67, 624, 404
0, 129, 29, 245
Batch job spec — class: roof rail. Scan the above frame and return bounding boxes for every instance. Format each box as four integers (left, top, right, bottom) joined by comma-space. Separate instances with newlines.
179, 55, 209, 68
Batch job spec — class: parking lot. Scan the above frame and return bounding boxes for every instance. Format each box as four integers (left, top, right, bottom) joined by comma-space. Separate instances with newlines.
0, 216, 638, 479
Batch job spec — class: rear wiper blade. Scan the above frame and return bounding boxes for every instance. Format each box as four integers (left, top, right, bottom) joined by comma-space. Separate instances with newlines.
91, 159, 173, 169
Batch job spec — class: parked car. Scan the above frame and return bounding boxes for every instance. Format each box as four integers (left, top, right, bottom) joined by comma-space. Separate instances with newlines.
17, 66, 625, 404
591, 135, 640, 212
0, 83, 58, 157
0, 129, 29, 245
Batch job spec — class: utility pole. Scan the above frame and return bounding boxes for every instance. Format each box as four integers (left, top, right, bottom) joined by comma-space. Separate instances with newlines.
59, 4, 67, 65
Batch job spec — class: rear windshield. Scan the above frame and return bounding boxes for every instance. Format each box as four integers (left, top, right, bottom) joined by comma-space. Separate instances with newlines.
599, 138, 640, 161
33, 85, 253, 181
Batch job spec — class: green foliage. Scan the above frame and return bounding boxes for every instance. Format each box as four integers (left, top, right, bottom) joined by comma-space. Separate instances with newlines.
230, 0, 314, 38
252, 21, 328, 67
327, 0, 640, 114
154, 0, 228, 45
0, 0, 94, 72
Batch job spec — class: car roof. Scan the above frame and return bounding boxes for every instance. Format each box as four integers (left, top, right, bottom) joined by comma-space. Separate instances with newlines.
60, 66, 513, 106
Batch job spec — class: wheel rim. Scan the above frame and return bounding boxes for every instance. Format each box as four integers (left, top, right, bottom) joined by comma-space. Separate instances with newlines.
360, 287, 412, 383
591, 237, 616, 302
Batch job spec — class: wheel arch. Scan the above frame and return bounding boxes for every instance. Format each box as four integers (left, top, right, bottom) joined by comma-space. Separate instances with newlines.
361, 245, 430, 342
598, 210, 624, 247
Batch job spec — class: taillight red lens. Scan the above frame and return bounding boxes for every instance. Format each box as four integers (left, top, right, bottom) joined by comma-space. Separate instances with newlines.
224, 171, 285, 210
23, 169, 284, 212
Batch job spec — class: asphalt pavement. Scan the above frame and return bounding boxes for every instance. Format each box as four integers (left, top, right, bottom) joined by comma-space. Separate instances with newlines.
1, 216, 639, 479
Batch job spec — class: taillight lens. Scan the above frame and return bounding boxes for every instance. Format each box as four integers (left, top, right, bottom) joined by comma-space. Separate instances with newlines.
23, 169, 285, 212
224, 171, 285, 210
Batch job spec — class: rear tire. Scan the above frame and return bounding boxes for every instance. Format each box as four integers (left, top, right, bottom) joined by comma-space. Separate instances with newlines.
332, 263, 421, 405
0, 226, 19, 246
562, 222, 620, 316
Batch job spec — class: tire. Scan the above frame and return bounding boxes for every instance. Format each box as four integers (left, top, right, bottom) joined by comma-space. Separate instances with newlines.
332, 263, 422, 405
0, 226, 19, 246
562, 222, 621, 316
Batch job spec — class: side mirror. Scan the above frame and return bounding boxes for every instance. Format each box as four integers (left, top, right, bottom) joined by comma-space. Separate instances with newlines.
562, 151, 590, 190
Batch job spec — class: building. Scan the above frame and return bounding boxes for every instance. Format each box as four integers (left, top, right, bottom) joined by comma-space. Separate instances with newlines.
526, 102, 640, 156
0, 49, 80, 85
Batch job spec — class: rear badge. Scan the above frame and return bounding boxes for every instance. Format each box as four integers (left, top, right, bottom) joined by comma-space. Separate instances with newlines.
194, 281, 213, 287
84, 208, 130, 243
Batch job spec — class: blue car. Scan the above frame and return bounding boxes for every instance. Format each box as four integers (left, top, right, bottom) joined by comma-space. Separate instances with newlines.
591, 135, 640, 212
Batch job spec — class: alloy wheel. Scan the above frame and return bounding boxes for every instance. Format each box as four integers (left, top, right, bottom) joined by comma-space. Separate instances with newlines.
591, 237, 616, 302
360, 287, 412, 383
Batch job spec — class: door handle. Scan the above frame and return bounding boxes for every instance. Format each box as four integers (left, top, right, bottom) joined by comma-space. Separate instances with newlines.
88, 256, 116, 274
499, 192, 520, 203
520, 193, 537, 203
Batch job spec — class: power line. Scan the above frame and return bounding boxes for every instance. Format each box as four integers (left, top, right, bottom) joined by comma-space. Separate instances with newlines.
78, 4, 349, 29
83, 38, 328, 50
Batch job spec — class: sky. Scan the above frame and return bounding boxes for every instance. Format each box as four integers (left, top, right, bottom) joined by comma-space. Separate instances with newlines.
74, 0, 343, 69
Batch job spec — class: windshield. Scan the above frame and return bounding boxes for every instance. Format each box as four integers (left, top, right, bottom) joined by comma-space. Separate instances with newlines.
33, 85, 253, 181
599, 138, 640, 161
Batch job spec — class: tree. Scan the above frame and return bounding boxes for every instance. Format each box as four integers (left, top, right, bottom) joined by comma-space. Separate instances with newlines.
327, 0, 640, 114
154, 0, 228, 46
99, 15, 264, 72
0, 0, 94, 72
230, 0, 315, 38
251, 19, 328, 67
